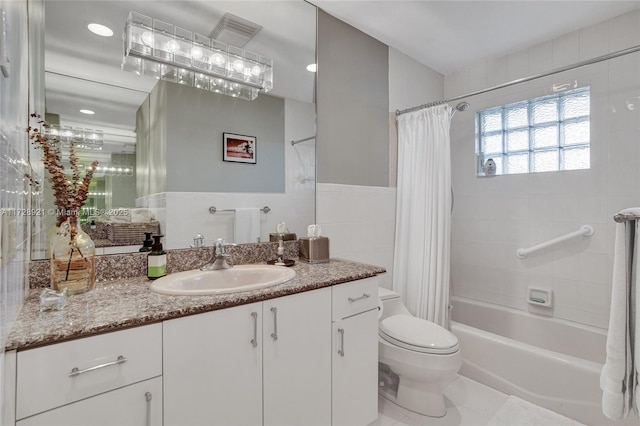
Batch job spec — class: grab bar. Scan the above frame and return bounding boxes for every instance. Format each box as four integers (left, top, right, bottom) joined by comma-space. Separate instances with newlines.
516, 225, 594, 259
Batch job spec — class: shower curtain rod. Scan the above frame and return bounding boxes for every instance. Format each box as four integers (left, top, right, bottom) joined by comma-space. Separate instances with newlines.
614, 212, 640, 223
396, 43, 640, 117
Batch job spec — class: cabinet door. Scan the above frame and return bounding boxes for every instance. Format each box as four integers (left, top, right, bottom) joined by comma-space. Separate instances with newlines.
163, 302, 262, 426
263, 287, 332, 426
16, 377, 162, 426
332, 308, 379, 426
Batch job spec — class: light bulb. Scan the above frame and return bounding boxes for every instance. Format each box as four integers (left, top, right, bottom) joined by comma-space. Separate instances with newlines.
191, 46, 203, 60
251, 65, 262, 76
211, 53, 225, 67
232, 59, 244, 73
165, 39, 179, 52
141, 31, 154, 47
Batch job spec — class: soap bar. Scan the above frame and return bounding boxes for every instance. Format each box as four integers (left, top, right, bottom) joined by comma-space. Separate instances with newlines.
299, 236, 329, 263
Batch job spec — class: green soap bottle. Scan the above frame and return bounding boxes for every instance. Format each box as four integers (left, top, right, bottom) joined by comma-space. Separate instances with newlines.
147, 235, 167, 280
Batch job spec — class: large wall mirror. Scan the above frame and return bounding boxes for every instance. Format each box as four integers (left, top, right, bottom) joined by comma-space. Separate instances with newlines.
32, 1, 316, 260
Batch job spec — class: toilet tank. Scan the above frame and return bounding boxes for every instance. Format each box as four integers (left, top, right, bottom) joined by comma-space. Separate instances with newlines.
378, 287, 412, 320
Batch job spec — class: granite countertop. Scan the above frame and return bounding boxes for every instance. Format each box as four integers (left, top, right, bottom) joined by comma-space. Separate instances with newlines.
6, 259, 385, 351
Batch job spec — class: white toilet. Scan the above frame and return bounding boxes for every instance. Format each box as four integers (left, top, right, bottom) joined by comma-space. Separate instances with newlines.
378, 287, 461, 417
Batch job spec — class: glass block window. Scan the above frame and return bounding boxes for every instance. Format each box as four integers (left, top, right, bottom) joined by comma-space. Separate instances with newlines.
476, 86, 590, 176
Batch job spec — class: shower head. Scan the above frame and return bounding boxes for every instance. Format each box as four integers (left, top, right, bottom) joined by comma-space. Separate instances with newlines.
455, 101, 470, 112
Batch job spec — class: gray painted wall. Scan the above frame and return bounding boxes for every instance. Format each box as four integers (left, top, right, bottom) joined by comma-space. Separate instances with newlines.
110, 153, 136, 208
152, 81, 285, 193
135, 97, 150, 199
316, 10, 390, 187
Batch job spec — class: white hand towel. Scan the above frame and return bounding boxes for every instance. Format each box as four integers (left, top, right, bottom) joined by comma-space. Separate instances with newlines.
130, 208, 151, 223
234, 208, 260, 244
601, 213, 640, 419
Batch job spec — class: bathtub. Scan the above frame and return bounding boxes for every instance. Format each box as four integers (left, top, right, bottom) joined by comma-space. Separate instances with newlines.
450, 296, 637, 426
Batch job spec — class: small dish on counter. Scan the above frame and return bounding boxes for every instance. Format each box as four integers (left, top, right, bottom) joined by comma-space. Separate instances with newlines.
267, 259, 296, 267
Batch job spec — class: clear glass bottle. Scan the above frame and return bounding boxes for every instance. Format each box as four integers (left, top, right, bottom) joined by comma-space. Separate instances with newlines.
50, 215, 96, 294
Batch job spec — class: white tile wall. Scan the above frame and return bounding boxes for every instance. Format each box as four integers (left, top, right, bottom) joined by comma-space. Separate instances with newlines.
317, 183, 396, 288
447, 9, 640, 329
0, 0, 31, 418
148, 190, 315, 249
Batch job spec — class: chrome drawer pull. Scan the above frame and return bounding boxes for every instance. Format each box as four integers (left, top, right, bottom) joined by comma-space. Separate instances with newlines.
251, 312, 258, 347
145, 392, 152, 426
348, 293, 370, 303
69, 355, 127, 377
338, 328, 345, 357
270, 307, 278, 341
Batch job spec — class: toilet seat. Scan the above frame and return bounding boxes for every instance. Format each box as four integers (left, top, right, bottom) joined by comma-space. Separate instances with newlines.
379, 315, 459, 354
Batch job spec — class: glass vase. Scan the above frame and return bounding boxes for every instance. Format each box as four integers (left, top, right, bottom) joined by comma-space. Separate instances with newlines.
50, 217, 96, 294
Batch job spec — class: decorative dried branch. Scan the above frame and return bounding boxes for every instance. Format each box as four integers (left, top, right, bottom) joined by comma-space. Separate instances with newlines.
25, 113, 99, 239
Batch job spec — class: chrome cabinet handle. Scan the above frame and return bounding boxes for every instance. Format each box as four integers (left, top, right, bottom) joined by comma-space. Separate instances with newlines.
338, 328, 345, 357
69, 355, 127, 377
348, 293, 370, 303
270, 307, 278, 340
250, 312, 258, 347
145, 392, 152, 426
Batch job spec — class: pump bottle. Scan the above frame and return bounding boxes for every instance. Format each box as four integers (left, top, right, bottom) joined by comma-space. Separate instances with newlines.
148, 235, 167, 280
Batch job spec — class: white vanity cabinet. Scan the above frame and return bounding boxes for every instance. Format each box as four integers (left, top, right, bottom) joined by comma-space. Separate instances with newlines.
163, 286, 332, 426
263, 288, 332, 426
7, 271, 381, 426
13, 324, 163, 426
331, 277, 380, 426
163, 301, 263, 426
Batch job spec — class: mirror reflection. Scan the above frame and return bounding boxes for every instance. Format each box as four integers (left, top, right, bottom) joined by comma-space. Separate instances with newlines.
32, 1, 316, 260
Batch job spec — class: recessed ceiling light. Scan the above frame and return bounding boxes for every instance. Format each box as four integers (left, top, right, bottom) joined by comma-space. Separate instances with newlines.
88, 23, 114, 37
306, 63, 317, 73
80, 109, 95, 115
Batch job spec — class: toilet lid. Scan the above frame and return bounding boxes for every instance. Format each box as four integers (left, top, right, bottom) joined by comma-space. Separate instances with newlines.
380, 315, 459, 354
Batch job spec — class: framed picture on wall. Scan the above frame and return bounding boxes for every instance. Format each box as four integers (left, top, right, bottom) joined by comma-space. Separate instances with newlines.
223, 132, 257, 164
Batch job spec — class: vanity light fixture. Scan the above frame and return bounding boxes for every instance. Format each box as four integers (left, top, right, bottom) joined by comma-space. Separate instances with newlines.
88, 23, 114, 37
121, 11, 273, 101
45, 125, 104, 151
95, 165, 134, 177
306, 63, 317, 73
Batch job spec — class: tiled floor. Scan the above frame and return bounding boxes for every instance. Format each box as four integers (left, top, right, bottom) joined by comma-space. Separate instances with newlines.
369, 375, 585, 426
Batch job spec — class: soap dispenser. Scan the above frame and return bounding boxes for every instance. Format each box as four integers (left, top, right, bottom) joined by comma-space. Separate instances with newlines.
147, 235, 167, 280
275, 239, 285, 266
139, 232, 153, 252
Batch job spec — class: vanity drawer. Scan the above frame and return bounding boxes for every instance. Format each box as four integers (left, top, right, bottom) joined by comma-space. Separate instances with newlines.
16, 323, 162, 420
332, 275, 380, 321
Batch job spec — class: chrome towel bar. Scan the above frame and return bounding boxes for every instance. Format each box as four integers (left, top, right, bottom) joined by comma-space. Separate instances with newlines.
208, 206, 271, 214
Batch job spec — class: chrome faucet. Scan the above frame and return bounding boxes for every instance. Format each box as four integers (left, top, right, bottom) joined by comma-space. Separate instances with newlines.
190, 233, 205, 248
201, 238, 237, 271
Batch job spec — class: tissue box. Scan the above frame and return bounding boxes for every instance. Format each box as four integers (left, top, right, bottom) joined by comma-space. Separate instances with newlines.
299, 236, 329, 263
269, 233, 297, 242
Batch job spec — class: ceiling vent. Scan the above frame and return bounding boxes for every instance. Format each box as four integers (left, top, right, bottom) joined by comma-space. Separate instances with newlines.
210, 13, 262, 48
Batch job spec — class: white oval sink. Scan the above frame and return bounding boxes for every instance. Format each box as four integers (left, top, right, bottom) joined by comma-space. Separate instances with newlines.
149, 265, 296, 296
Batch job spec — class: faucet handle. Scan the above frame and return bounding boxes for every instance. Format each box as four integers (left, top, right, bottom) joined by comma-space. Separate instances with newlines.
190, 233, 205, 248
215, 238, 237, 256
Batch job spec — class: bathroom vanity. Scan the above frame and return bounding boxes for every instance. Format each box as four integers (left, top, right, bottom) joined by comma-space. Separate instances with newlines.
4, 259, 383, 426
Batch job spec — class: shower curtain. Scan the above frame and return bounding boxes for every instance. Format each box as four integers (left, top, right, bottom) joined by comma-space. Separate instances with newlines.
393, 105, 452, 327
